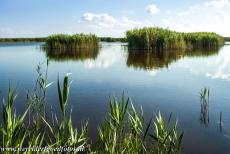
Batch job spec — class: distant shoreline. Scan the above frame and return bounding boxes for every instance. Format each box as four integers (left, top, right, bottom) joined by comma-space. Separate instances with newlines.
0, 37, 229, 43
0, 37, 127, 43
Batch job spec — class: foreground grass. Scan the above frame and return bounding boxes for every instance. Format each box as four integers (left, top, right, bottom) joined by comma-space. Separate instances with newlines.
0, 65, 183, 154
126, 27, 224, 50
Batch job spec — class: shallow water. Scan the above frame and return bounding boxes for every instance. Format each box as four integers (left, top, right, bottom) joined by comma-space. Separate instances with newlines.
0, 42, 230, 154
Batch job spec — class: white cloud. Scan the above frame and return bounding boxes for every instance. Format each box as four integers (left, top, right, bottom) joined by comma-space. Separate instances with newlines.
162, 0, 230, 36
81, 13, 142, 37
145, 4, 160, 14
205, 0, 230, 8
82, 13, 141, 29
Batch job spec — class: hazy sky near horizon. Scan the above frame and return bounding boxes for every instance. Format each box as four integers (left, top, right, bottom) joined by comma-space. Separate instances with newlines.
0, 0, 230, 37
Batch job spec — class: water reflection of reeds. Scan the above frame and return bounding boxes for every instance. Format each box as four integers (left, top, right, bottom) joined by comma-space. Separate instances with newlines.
126, 48, 219, 70
42, 47, 100, 61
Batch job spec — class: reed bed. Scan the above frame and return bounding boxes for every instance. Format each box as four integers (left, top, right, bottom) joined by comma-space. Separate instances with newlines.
126, 27, 224, 51
45, 34, 99, 51
0, 64, 183, 154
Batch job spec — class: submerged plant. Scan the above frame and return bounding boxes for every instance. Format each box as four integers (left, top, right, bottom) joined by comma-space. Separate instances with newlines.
199, 87, 210, 126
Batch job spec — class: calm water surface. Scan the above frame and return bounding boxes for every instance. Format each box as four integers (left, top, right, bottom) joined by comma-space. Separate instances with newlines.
0, 42, 230, 154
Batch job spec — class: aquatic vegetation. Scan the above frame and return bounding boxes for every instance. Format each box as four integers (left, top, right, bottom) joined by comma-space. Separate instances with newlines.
126, 27, 224, 50
0, 68, 183, 153
42, 34, 100, 61
199, 87, 210, 126
27, 60, 52, 121
183, 32, 224, 49
42, 74, 88, 151
150, 112, 183, 154
96, 95, 183, 154
45, 34, 99, 51
1, 85, 30, 151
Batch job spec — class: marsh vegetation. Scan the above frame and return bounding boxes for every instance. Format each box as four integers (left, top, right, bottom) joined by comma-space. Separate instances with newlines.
45, 34, 99, 51
0, 65, 183, 154
0, 29, 229, 153
126, 27, 224, 51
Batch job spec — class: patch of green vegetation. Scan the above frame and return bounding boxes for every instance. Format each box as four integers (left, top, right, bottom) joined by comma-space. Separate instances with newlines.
0, 65, 183, 154
45, 34, 99, 50
126, 27, 224, 50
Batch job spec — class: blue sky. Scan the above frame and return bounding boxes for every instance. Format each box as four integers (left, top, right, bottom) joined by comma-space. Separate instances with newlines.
0, 0, 230, 37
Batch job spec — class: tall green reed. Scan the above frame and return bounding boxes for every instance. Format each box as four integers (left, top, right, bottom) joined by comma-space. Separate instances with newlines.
126, 27, 224, 51
0, 64, 183, 154
149, 112, 183, 154
42, 74, 88, 152
27, 60, 52, 120
45, 34, 99, 51
1, 85, 30, 153
96, 94, 183, 154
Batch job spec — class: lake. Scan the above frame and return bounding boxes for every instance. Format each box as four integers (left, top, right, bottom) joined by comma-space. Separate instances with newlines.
0, 42, 230, 154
